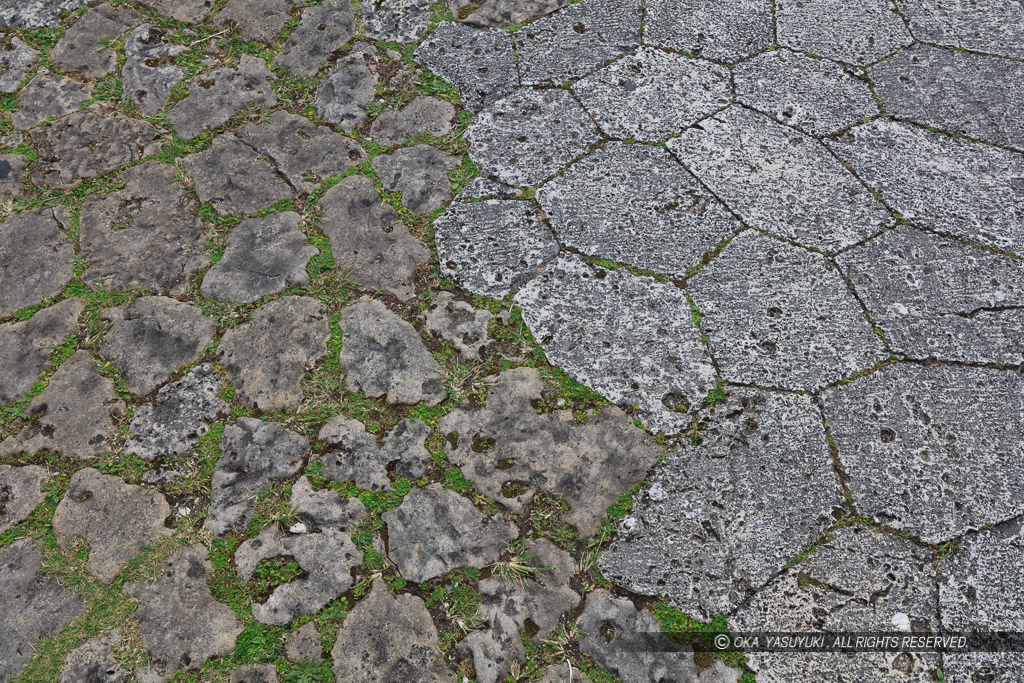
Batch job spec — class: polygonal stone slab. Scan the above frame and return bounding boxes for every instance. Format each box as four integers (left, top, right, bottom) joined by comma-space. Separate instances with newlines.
421, 291, 493, 362
168, 55, 277, 140
573, 47, 731, 141
370, 96, 455, 147
413, 22, 517, 112
0, 153, 26, 195
59, 631, 128, 683
895, 0, 1024, 59
434, 197, 558, 297
689, 230, 887, 390
668, 106, 892, 253
513, 0, 641, 86
871, 44, 1024, 151
466, 87, 599, 187
13, 68, 92, 130
50, 3, 141, 78
643, 0, 773, 62
0, 464, 48, 534
731, 526, 938, 683
362, 0, 433, 43
184, 133, 293, 216
214, 0, 292, 43
515, 254, 717, 434
275, 0, 355, 77
600, 389, 843, 621
218, 296, 329, 411
838, 227, 1024, 364
822, 363, 1024, 543
315, 416, 431, 491
371, 144, 460, 212
440, 367, 663, 535
734, 48, 879, 136
776, 0, 913, 65
121, 25, 186, 115
826, 118, 1024, 254
290, 476, 365, 531
0, 37, 38, 91
539, 142, 738, 277
0, 208, 72, 317
0, 298, 81, 404
285, 621, 322, 662
314, 55, 376, 130
134, 0, 213, 24
53, 468, 172, 584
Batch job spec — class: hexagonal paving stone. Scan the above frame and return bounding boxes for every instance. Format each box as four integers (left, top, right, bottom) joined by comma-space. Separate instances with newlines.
668, 106, 892, 253
822, 363, 1024, 543
688, 230, 887, 390
413, 22, 517, 112
776, 0, 913, 65
538, 142, 738, 277
643, 0, 773, 62
895, 0, 1024, 59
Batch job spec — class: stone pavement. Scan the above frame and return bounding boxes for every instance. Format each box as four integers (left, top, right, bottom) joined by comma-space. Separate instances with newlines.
0, 0, 1022, 681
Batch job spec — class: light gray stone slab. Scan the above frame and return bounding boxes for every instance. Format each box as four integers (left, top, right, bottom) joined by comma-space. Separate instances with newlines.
316, 416, 431, 491
421, 292, 493, 362
644, 0, 773, 62
214, 0, 293, 43
362, 0, 434, 43
314, 55, 376, 130
122, 25, 186, 115
13, 68, 92, 130
0, 0, 89, 28
413, 22, 517, 112
275, 0, 355, 77
0, 208, 72, 317
895, 0, 1024, 59
0, 297, 81, 404
168, 55, 277, 140
369, 96, 455, 147
50, 4, 142, 78
59, 631, 128, 683
184, 133, 293, 216
463, 0, 567, 28
776, 0, 913, 65
290, 476, 365, 531
285, 621, 322, 662
0, 36, 37, 91
135, 0, 213, 24
0, 464, 48, 534
371, 144, 459, 212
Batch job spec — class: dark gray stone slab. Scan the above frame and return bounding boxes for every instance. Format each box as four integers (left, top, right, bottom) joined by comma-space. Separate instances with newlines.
371, 144, 459, 212
215, 0, 293, 43
121, 25, 186, 115
362, 0, 434, 43
168, 55, 277, 140
420, 292, 493, 362
275, 0, 355, 77
229, 664, 279, 683
369, 96, 455, 147
776, 0, 913, 65
135, 0, 214, 24
184, 133, 293, 216
0, 208, 72, 317
0, 464, 48, 534
413, 22, 517, 112
0, 153, 26, 195
59, 631, 128, 683
51, 4, 142, 78
285, 621, 322, 662
895, 0, 1024, 59
316, 416, 431, 491
0, 297, 81, 404
314, 55, 376, 130
644, 0, 773, 62
13, 68, 92, 130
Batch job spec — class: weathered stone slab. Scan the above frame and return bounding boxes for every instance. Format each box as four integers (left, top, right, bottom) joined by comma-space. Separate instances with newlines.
168, 55, 277, 140
462, 0, 567, 28
135, 0, 213, 24
316, 416, 431, 491
0, 36, 37, 91
0, 464, 48, 533
184, 133, 293, 216
275, 0, 355, 77
314, 55, 376, 130
644, 0, 772, 62
59, 631, 128, 683
370, 96, 455, 147
668, 106, 892, 253
122, 25, 186, 115
290, 476, 365, 531
0, 298, 81, 404
215, 0, 293, 43
776, 0, 913, 65
285, 621, 322, 661
13, 68, 92, 130
51, 4, 142, 78
414, 22, 517, 112
371, 144, 459, 212
229, 664, 279, 683
895, 0, 1024, 59
0, 208, 72, 317
362, 0, 433, 43
421, 292, 493, 362
0, 0, 89, 28
0, 153, 26, 195
515, 254, 717, 434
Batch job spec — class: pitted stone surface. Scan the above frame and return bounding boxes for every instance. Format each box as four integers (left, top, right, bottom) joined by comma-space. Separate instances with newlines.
434, 197, 558, 297
218, 296, 329, 411
0, 152, 26, 195
463, 0, 568, 28
539, 142, 737, 277
822, 363, 1024, 543
121, 25, 186, 115
59, 631, 128, 683
0, 0, 89, 29
184, 133, 293, 216
125, 544, 243, 681
0, 351, 124, 460
669, 106, 892, 253
339, 297, 446, 406
601, 390, 843, 620
827, 118, 1024, 255
53, 468, 171, 584
871, 44, 1024, 151
730, 526, 939, 683
573, 47, 731, 142
201, 212, 317, 304
690, 231, 886, 390
125, 364, 227, 461
0, 297, 82, 404
382, 484, 518, 582
0, 538, 83, 682
314, 55, 376, 130
413, 22, 517, 112
0, 207, 73, 317
229, 664, 279, 683
0, 36, 37, 91
838, 227, 1024, 364
290, 476, 365, 531
238, 110, 366, 194
135, 0, 213, 24
643, 0, 773, 62
13, 68, 92, 129
776, 0, 913, 65
0, 464, 48, 533
467, 88, 599, 187
206, 417, 307, 535
51, 4, 142, 78
362, 0, 434, 43
275, 0, 356, 77
734, 49, 879, 136
168, 55, 277, 140
513, 0, 641, 86
285, 621, 322, 662
371, 144, 459, 212
79, 162, 209, 296
895, 0, 1024, 59
316, 416, 431, 491
441, 367, 663, 535
421, 292, 493, 361
215, 0, 292, 43
236, 525, 360, 624
331, 581, 455, 682
455, 177, 519, 200
458, 538, 579, 683
515, 254, 717, 434
100, 297, 215, 396
370, 96, 455, 147
317, 175, 427, 301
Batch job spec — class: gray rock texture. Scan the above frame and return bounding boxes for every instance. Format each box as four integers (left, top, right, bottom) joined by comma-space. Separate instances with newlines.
290, 476, 365, 531
413, 22, 517, 112
668, 106, 892, 253
371, 144, 459, 212
122, 25, 187, 115
871, 44, 1024, 151
79, 162, 209, 296
538, 142, 738, 277
331, 581, 455, 682
285, 621, 322, 661
317, 175, 428, 301
643, 0, 773, 62
52, 468, 171, 584
50, 4, 141, 78
573, 46, 731, 142
895, 0, 1024, 59
600, 390, 843, 620
822, 363, 1024, 543
229, 664, 279, 683
214, 0, 292, 43
0, 538, 83, 681
339, 297, 446, 406
382, 484, 518, 582
125, 544, 243, 681
688, 230, 887, 390
184, 133, 293, 216
734, 48, 879, 136
168, 55, 277, 140
515, 254, 717, 434
314, 55, 376, 130
462, 0, 568, 28
362, 0, 434, 43
421, 292, 493, 361
206, 417, 307, 535
838, 227, 1024, 364
370, 96, 455, 147
827, 118, 1024, 255
135, 0, 213, 24
0, 0, 88, 28
776, 0, 913, 65
274, 0, 355, 77
0, 36, 37, 92
0, 297, 82, 404
100, 297, 215, 395
13, 68, 92, 129
201, 212, 317, 304
0, 351, 124, 460
0, 208, 71, 316
316, 416, 431, 491
125, 364, 227, 461
0, 464, 48, 533
730, 526, 938, 683
59, 631, 128, 683
0, 152, 26, 195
